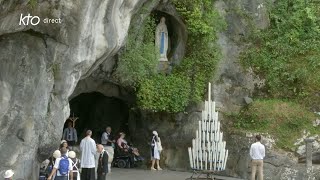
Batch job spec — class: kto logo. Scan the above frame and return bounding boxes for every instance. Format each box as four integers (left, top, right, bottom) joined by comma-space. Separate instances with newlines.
19, 13, 40, 25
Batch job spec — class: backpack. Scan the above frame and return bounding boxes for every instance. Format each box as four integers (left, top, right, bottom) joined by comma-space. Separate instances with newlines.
58, 155, 69, 176
71, 158, 81, 180
72, 158, 79, 171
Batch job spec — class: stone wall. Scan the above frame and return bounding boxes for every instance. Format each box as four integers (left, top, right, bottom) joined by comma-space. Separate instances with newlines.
0, 0, 153, 178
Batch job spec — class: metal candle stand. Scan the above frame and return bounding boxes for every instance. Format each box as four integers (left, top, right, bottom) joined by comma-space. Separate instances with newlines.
187, 83, 228, 180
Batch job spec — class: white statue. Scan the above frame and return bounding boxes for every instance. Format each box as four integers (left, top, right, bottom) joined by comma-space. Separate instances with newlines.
155, 17, 168, 61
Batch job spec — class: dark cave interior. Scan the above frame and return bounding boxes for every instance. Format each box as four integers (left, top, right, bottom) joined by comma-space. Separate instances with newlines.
64, 92, 130, 143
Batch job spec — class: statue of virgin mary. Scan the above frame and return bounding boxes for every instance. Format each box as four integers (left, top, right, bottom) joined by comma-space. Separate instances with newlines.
155, 17, 168, 61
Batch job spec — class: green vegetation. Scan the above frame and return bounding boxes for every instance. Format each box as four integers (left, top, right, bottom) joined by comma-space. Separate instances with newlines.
115, 18, 158, 87
173, 0, 226, 102
233, 99, 319, 150
241, 0, 320, 107
28, 0, 37, 9
116, 1, 225, 112
137, 75, 191, 112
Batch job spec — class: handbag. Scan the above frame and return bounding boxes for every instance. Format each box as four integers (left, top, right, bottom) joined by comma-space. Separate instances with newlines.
156, 137, 163, 151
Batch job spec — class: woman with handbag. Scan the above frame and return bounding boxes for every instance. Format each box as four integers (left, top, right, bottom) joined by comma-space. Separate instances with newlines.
151, 131, 162, 170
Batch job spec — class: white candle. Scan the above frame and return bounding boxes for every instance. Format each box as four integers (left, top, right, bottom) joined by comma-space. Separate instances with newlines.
215, 143, 219, 164
188, 147, 193, 168
192, 140, 196, 169
216, 112, 219, 123
208, 82, 211, 102
202, 121, 204, 132
223, 150, 228, 170
205, 101, 208, 114
205, 151, 208, 170
206, 122, 209, 142
199, 121, 201, 148
213, 149, 216, 171
208, 142, 211, 170
203, 132, 206, 150
199, 150, 203, 170
197, 147, 200, 170
215, 131, 219, 141
208, 100, 211, 121
203, 152, 207, 170
196, 130, 199, 140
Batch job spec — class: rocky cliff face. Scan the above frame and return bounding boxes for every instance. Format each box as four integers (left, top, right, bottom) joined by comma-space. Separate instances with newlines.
213, 0, 268, 113
0, 0, 318, 179
0, 0, 152, 178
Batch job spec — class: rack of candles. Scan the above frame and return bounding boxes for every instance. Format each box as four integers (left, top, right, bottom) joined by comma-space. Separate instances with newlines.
188, 83, 228, 171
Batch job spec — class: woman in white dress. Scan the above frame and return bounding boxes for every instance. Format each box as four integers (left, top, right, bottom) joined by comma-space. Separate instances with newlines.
151, 131, 162, 170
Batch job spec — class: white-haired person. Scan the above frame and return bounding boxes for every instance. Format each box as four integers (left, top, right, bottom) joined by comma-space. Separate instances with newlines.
46, 150, 61, 179
101, 126, 115, 173
69, 151, 81, 180
3, 169, 14, 180
150, 131, 162, 170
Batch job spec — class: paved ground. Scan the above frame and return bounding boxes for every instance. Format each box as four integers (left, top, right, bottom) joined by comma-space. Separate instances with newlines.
107, 168, 192, 180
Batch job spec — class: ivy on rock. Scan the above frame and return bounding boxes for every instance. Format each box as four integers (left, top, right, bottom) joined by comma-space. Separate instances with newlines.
116, 1, 225, 112
241, 0, 320, 107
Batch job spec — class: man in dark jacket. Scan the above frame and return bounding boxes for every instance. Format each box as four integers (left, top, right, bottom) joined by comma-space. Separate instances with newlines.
97, 144, 109, 180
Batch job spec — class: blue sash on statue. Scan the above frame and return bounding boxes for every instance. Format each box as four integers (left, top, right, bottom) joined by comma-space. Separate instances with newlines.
160, 32, 165, 54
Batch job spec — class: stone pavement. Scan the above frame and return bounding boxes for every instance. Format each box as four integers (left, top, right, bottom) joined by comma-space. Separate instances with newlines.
107, 168, 191, 180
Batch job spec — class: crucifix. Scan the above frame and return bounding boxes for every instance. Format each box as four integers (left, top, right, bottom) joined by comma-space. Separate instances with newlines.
68, 113, 78, 128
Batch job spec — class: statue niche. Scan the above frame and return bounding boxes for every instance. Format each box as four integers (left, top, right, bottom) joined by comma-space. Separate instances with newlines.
155, 17, 169, 62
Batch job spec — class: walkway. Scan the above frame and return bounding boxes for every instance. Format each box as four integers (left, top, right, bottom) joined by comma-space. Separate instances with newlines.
107, 168, 245, 180
108, 168, 191, 180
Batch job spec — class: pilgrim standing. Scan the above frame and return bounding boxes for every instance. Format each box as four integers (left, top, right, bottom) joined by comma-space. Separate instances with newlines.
97, 144, 109, 180
150, 131, 162, 170
101, 126, 115, 173
250, 135, 265, 180
80, 130, 96, 180
62, 121, 78, 148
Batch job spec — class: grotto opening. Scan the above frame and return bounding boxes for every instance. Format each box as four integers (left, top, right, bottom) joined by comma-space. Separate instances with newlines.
66, 92, 131, 143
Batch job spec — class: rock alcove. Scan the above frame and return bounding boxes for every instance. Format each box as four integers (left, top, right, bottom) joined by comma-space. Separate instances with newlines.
152, 8, 187, 64
65, 92, 130, 142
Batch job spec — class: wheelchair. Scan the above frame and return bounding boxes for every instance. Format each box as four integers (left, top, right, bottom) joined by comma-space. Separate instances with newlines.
112, 143, 143, 168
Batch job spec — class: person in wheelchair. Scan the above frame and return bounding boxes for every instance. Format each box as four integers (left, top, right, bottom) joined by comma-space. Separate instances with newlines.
117, 132, 144, 161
